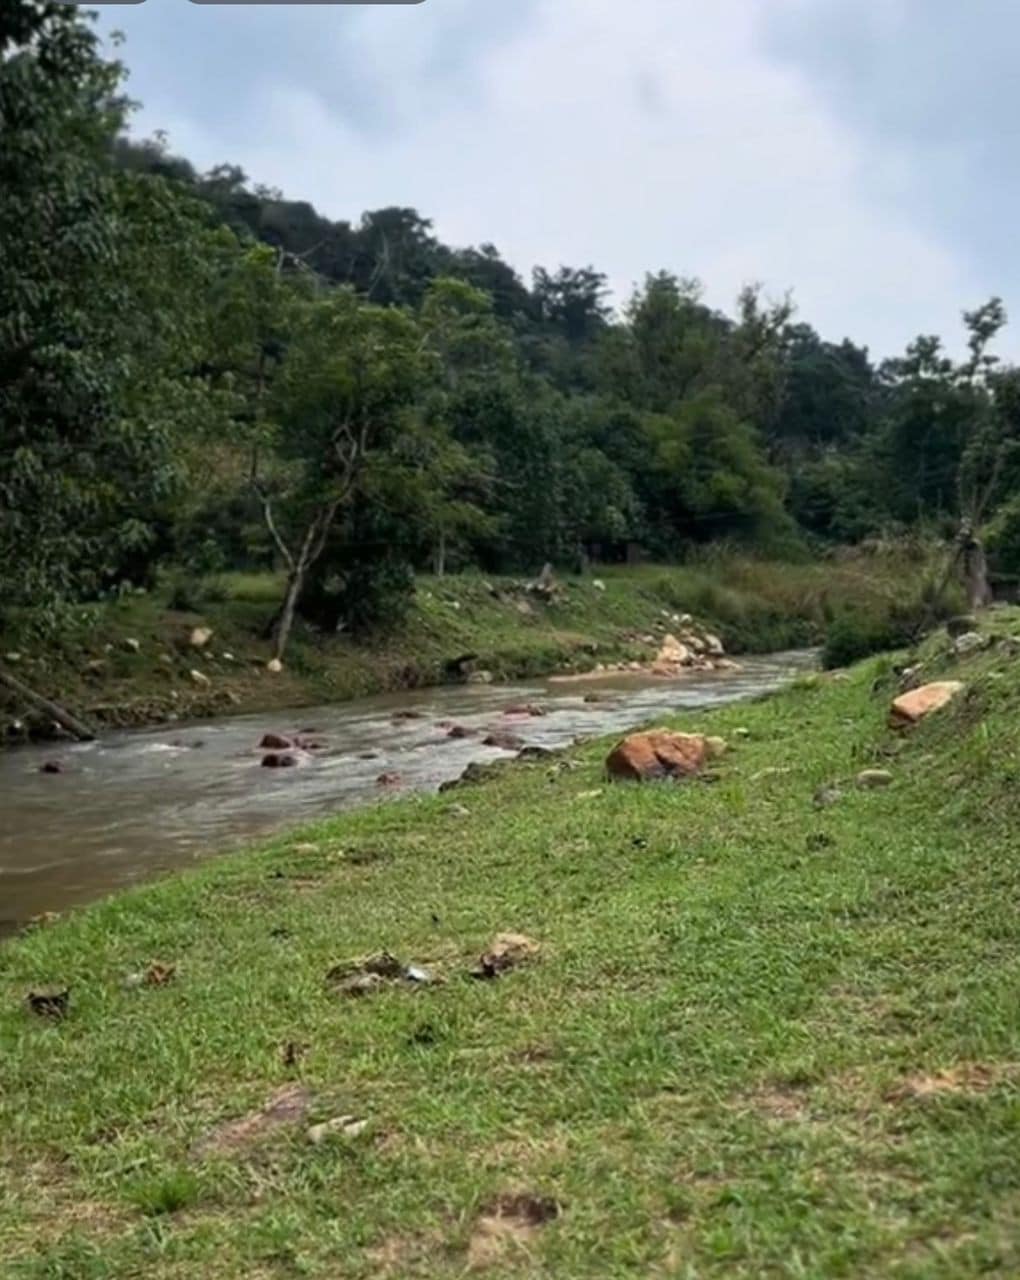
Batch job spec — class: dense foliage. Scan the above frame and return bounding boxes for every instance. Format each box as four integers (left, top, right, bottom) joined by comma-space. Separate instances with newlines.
4, 2, 1020, 648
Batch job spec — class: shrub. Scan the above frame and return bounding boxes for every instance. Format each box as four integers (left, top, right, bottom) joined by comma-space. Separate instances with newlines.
164, 571, 227, 612
821, 591, 945, 669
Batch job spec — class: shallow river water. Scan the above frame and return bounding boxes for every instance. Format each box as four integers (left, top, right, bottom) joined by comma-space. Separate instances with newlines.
0, 652, 815, 934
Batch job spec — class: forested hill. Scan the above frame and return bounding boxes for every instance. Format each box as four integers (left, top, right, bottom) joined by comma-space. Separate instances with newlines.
5, 0, 1020, 662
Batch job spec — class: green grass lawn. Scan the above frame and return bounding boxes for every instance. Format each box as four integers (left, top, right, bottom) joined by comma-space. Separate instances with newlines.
3, 615, 1019, 1277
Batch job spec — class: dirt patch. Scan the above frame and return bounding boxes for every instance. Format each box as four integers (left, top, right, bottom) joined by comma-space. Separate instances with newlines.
365, 1230, 449, 1277
468, 1192, 561, 1270
191, 1084, 314, 1159
740, 1085, 813, 1122
3, 1157, 130, 1253
884, 1062, 1019, 1103
472, 933, 542, 981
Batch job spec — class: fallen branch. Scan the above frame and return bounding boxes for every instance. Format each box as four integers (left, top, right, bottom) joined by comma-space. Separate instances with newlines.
0, 665, 96, 742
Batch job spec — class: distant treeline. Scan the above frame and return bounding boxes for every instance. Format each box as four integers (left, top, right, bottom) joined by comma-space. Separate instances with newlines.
4, 1, 1020, 655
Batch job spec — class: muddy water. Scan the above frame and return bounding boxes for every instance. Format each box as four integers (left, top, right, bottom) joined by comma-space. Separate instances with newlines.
0, 653, 814, 934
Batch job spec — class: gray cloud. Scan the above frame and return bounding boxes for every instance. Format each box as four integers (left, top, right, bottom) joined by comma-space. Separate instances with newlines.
760, 0, 1020, 335
102, 0, 1008, 357
106, 3, 536, 144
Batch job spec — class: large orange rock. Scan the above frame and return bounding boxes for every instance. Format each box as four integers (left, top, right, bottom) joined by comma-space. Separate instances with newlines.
606, 730, 725, 782
890, 681, 964, 728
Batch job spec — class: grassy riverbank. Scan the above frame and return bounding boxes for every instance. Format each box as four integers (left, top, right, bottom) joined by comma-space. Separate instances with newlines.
3, 610, 1020, 1276
1, 550, 936, 738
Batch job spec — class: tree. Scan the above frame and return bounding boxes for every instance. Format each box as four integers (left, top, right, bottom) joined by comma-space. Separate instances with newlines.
254, 289, 428, 660
0, 1, 220, 612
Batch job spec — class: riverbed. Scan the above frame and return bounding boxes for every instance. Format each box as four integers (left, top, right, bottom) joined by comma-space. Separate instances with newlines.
0, 652, 814, 934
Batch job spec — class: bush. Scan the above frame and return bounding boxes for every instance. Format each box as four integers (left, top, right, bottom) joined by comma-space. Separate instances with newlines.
820, 591, 946, 669
301, 558, 416, 636
822, 613, 909, 669
986, 495, 1020, 578
164, 571, 228, 612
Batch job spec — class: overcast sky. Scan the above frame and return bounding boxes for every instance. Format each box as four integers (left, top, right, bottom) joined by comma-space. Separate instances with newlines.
100, 0, 1019, 359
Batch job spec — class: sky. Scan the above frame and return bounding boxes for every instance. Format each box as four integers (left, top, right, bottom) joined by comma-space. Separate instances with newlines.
99, 0, 1020, 359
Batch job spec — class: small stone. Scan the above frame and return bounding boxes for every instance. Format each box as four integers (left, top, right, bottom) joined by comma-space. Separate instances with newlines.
266, 658, 284, 674
221, 652, 236, 663
260, 733, 293, 750
448, 804, 471, 819
40, 760, 65, 775
953, 631, 987, 657
813, 785, 844, 809
4, 652, 22, 664
262, 752, 301, 769
592, 579, 606, 592
466, 670, 494, 685
190, 627, 214, 650
307, 1116, 368, 1145
189, 669, 211, 687
123, 638, 141, 654
857, 769, 894, 790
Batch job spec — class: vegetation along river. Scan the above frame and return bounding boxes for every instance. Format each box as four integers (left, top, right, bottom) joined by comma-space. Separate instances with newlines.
0, 652, 815, 935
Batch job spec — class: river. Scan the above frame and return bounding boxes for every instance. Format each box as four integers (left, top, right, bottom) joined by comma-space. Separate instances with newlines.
0, 652, 814, 935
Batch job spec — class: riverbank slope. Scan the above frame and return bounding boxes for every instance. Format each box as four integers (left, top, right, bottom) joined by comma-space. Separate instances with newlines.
1, 552, 928, 739
2, 610, 1019, 1276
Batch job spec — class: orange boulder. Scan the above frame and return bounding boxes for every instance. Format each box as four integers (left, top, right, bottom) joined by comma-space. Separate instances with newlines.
605, 730, 725, 782
890, 681, 964, 728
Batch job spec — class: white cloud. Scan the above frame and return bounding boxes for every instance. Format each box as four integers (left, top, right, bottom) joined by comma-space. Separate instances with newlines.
122, 0, 979, 357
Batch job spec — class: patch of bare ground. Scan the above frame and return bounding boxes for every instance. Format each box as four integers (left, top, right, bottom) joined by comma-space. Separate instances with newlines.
737, 1082, 815, 1123
467, 1191, 561, 1270
364, 1230, 450, 1277
883, 1062, 1020, 1103
4, 1156, 130, 1252
190, 1083, 314, 1159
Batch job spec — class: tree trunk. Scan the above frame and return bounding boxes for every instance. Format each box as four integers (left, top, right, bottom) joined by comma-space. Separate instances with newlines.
271, 566, 306, 663
433, 530, 447, 578
963, 536, 993, 611
0, 665, 96, 742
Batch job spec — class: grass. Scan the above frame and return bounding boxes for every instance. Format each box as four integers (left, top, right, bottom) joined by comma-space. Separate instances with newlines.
3, 608, 1020, 1275
1, 551, 933, 738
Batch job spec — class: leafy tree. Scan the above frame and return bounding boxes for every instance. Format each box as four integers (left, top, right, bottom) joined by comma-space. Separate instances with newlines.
0, 2, 218, 612
254, 289, 428, 660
